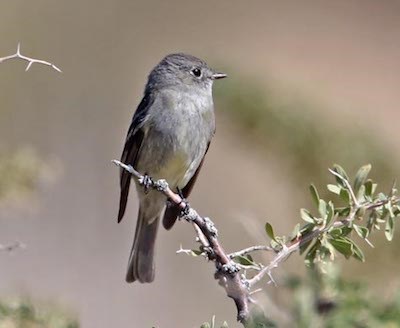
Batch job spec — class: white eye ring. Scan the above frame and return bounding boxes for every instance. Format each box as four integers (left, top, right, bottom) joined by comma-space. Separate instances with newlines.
191, 68, 202, 78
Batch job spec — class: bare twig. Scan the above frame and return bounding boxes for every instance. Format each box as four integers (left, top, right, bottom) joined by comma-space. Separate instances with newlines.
176, 245, 205, 256
0, 43, 62, 72
249, 288, 263, 296
228, 245, 273, 259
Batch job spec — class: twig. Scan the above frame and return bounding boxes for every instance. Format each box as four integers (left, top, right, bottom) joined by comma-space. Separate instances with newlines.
0, 43, 62, 72
193, 222, 210, 247
247, 196, 398, 288
228, 245, 273, 259
176, 245, 205, 257
328, 169, 360, 207
249, 288, 263, 296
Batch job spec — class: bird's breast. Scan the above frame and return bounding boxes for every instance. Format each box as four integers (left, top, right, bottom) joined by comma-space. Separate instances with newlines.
136, 90, 214, 188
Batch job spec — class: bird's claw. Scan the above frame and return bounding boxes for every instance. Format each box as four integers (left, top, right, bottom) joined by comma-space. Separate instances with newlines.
175, 187, 191, 216
219, 262, 240, 275
140, 174, 153, 193
179, 199, 190, 217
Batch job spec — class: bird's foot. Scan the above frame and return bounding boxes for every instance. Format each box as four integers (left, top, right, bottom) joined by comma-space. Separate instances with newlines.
178, 198, 190, 217
219, 262, 240, 275
176, 187, 190, 216
176, 187, 185, 199
140, 173, 153, 194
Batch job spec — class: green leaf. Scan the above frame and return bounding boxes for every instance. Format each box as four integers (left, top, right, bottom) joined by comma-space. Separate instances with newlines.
330, 237, 353, 258
378, 192, 387, 201
304, 240, 320, 267
270, 239, 282, 251
327, 184, 341, 195
192, 249, 204, 256
220, 322, 229, 328
300, 208, 315, 224
356, 185, 366, 202
290, 223, 301, 240
309, 184, 320, 206
385, 216, 395, 241
329, 227, 343, 238
365, 179, 373, 197
200, 323, 211, 328
386, 202, 395, 218
318, 199, 327, 219
350, 240, 365, 262
339, 188, 350, 203
353, 224, 369, 239
393, 206, 400, 217
378, 208, 388, 223
327, 244, 336, 260
234, 255, 255, 266
330, 236, 365, 261
353, 164, 371, 193
356, 206, 366, 218
326, 201, 335, 226
265, 222, 277, 241
300, 223, 315, 235
332, 164, 350, 187
299, 238, 313, 255
246, 305, 277, 327
336, 206, 350, 217
341, 226, 353, 237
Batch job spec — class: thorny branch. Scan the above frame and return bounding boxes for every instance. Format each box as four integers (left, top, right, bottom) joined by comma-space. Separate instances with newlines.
112, 159, 399, 325
113, 159, 253, 323
0, 43, 62, 72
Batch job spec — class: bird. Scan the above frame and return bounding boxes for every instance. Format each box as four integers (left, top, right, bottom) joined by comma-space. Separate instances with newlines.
117, 53, 226, 283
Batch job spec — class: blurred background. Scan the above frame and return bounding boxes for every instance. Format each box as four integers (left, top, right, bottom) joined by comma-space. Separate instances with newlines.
1, 1, 400, 327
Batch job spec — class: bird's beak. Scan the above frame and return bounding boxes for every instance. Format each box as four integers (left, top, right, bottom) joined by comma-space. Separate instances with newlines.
212, 72, 227, 80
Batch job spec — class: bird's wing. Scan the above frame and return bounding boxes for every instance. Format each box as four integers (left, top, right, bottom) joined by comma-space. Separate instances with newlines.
162, 142, 210, 230
117, 93, 153, 223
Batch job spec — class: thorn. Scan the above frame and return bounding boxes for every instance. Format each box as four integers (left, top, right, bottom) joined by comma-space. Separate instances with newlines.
249, 288, 263, 295
53, 64, 62, 73
267, 271, 277, 286
25, 61, 33, 71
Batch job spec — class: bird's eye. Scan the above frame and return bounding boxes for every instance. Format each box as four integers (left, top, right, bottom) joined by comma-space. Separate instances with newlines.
191, 68, 202, 78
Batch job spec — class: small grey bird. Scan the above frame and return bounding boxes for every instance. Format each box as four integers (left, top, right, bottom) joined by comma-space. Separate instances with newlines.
117, 53, 226, 283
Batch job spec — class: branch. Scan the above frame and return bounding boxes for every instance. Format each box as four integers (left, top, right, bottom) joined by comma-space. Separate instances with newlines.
228, 245, 272, 259
0, 43, 62, 72
248, 226, 327, 287
112, 160, 399, 326
248, 191, 399, 288
112, 160, 255, 323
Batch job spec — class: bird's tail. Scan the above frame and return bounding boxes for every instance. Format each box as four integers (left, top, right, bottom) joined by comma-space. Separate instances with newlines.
126, 207, 160, 283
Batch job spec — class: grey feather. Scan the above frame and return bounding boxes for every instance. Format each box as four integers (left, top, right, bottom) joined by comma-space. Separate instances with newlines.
117, 53, 226, 283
